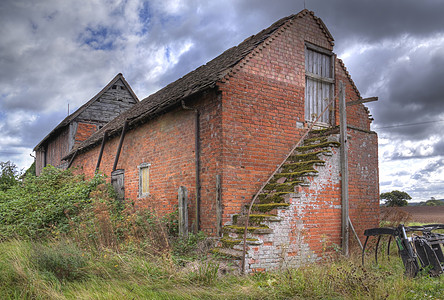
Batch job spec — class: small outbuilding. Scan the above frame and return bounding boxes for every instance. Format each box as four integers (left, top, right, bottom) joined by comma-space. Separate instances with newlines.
34, 73, 138, 175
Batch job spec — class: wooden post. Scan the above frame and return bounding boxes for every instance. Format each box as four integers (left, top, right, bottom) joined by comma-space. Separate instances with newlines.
95, 130, 108, 172
113, 120, 128, 172
339, 81, 349, 256
216, 175, 222, 237
178, 186, 188, 238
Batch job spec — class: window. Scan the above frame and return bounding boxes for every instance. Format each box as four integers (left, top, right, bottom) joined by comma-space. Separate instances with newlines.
138, 163, 150, 197
305, 43, 334, 124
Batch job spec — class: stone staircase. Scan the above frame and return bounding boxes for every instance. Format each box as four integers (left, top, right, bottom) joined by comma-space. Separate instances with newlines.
213, 127, 341, 267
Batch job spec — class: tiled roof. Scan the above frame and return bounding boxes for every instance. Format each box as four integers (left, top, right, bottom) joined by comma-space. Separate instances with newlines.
33, 73, 138, 151
64, 9, 333, 160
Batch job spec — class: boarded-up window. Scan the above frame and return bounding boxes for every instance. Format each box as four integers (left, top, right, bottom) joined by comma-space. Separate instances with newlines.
305, 44, 334, 124
138, 163, 150, 197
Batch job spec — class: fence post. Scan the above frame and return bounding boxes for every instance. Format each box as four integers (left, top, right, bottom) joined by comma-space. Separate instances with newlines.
178, 186, 188, 238
216, 175, 222, 236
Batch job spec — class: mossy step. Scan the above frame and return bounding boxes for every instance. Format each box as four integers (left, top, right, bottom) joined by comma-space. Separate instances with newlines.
280, 161, 322, 173
303, 136, 328, 146
220, 237, 242, 248
296, 141, 340, 152
211, 248, 243, 260
233, 214, 282, 226
258, 192, 289, 204
288, 150, 329, 162
283, 160, 325, 167
251, 202, 290, 213
223, 225, 273, 235
307, 126, 340, 138
271, 170, 318, 182
263, 180, 304, 192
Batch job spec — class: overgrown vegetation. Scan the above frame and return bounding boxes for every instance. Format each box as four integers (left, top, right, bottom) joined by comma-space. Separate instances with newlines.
0, 163, 443, 299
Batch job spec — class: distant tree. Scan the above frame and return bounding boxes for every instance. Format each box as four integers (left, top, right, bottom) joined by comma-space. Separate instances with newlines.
0, 161, 20, 191
380, 190, 411, 207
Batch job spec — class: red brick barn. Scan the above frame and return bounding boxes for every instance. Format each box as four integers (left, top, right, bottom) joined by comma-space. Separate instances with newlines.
64, 10, 379, 272
34, 73, 138, 175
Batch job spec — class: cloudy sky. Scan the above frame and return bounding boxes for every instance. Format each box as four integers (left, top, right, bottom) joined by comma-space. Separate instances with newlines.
1, 0, 443, 201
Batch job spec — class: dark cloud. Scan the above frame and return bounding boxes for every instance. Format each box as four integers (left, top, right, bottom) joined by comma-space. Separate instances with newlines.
0, 0, 443, 199
308, 0, 444, 47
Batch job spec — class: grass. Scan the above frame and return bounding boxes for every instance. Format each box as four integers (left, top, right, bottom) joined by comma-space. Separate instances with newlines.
0, 238, 443, 299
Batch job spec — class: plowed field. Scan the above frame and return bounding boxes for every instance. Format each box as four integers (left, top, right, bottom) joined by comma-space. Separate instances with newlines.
381, 206, 444, 223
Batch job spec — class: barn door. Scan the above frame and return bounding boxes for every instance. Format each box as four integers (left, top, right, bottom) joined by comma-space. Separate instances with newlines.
305, 45, 334, 125
111, 169, 125, 201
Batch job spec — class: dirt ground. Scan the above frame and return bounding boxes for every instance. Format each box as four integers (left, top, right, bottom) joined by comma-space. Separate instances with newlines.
381, 206, 444, 224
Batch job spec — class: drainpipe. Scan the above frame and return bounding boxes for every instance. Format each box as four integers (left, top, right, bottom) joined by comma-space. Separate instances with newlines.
181, 100, 201, 232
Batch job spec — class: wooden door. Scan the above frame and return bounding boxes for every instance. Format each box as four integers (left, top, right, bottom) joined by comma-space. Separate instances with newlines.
111, 169, 125, 201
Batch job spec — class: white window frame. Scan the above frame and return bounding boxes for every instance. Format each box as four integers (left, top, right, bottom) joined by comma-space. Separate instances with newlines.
305, 43, 335, 125
138, 162, 151, 197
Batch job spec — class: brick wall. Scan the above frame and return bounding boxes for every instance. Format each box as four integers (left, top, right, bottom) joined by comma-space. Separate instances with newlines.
246, 143, 341, 272
74, 123, 97, 145
217, 13, 334, 224
71, 91, 221, 229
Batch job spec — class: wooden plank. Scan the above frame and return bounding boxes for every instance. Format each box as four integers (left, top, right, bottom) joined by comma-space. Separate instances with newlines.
346, 97, 378, 107
305, 71, 335, 83
339, 81, 350, 256
178, 186, 188, 238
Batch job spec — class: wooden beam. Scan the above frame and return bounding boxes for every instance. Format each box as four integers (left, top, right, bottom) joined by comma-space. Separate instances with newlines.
346, 97, 378, 107
339, 81, 350, 256
95, 130, 108, 172
113, 120, 128, 172
216, 175, 222, 237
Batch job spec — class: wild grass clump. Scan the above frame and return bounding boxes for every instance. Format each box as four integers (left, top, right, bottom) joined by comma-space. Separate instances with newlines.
31, 239, 87, 281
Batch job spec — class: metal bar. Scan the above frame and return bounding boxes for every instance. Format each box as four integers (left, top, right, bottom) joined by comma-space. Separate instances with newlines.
388, 236, 392, 259
375, 235, 381, 264
362, 236, 369, 266
349, 217, 363, 250
113, 120, 128, 172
